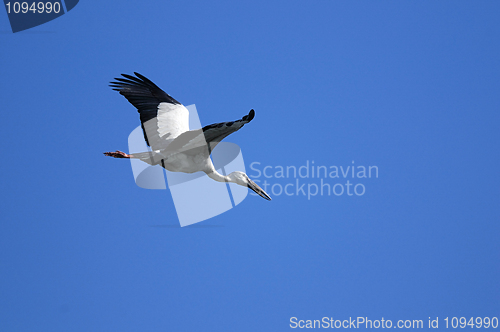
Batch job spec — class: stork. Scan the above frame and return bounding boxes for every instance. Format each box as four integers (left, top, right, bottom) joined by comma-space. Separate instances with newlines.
104, 72, 271, 201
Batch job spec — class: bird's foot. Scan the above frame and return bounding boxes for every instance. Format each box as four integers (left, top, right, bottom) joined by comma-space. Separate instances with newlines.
103, 150, 132, 158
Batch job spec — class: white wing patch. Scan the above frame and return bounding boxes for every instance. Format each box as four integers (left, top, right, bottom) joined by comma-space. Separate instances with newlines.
157, 102, 190, 139
142, 102, 190, 151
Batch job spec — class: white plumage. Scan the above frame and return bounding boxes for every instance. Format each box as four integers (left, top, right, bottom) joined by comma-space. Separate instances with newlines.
104, 72, 271, 200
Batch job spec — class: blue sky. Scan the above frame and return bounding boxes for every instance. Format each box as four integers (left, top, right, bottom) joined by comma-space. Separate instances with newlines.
0, 1, 499, 331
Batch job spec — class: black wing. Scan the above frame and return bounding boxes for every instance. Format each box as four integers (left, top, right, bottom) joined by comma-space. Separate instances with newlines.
110, 72, 189, 149
165, 109, 256, 156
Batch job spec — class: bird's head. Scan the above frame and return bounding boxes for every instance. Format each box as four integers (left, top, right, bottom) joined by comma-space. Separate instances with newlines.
228, 171, 272, 201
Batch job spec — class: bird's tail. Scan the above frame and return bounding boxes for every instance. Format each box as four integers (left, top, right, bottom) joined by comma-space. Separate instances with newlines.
104, 150, 164, 165
129, 151, 165, 165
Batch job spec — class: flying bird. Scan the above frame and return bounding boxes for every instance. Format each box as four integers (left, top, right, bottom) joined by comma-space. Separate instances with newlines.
104, 72, 271, 200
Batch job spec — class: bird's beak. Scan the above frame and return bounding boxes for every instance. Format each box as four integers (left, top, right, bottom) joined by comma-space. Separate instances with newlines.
247, 179, 272, 201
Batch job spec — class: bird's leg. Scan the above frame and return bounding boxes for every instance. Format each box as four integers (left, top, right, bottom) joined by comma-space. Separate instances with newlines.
103, 150, 133, 158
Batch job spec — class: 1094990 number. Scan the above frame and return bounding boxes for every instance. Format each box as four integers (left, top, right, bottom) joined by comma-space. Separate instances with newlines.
5, 2, 61, 14
444, 317, 498, 329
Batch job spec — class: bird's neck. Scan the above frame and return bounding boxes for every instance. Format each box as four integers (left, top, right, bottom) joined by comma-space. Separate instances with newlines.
205, 170, 230, 183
